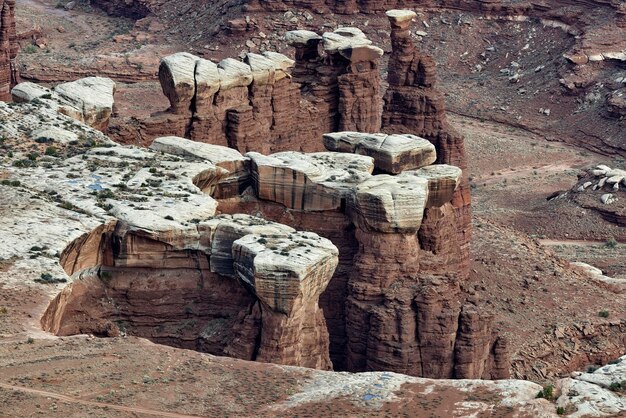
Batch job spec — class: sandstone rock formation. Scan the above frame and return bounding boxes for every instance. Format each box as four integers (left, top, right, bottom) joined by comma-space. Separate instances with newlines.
11, 118, 501, 378
0, 0, 17, 101
323, 132, 436, 174
381, 10, 472, 280
33, 135, 340, 369
111, 27, 383, 152
218, 137, 502, 378
233, 232, 338, 369
11, 77, 116, 131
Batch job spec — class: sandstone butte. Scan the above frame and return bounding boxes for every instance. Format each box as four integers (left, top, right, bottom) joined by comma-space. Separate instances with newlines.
1, 4, 625, 418
10, 12, 482, 378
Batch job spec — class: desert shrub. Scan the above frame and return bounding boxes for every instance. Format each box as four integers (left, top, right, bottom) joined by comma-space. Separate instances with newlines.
599, 310, 610, 318
45, 146, 59, 156
23, 44, 38, 54
35, 273, 67, 284
536, 384, 554, 401
604, 238, 618, 249
556, 406, 565, 415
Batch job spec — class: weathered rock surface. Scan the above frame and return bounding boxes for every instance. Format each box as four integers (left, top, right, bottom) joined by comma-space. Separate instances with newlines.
0, 100, 345, 369
248, 151, 373, 211
233, 232, 338, 369
381, 9, 472, 280
112, 27, 383, 153
323, 132, 437, 174
11, 77, 116, 131
220, 138, 503, 378
53, 77, 116, 131
150, 136, 250, 198
556, 376, 626, 417
0, 0, 17, 101
350, 173, 429, 232
409, 164, 463, 208
158, 52, 197, 114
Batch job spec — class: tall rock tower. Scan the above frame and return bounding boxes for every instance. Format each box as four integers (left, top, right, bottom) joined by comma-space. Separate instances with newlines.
0, 0, 17, 102
382, 9, 472, 279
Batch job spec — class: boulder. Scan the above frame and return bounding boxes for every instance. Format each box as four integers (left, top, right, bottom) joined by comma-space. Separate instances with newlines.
11, 81, 53, 103
54, 77, 116, 130
323, 132, 437, 173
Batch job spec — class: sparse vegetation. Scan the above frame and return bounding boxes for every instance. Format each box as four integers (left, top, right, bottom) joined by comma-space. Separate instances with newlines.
45, 146, 59, 156
536, 384, 554, 401
22, 44, 38, 54
608, 381, 626, 393
35, 273, 67, 284
598, 310, 610, 318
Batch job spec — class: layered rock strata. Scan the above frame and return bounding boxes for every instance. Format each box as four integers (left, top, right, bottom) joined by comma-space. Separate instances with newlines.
233, 232, 338, 369
323, 132, 436, 174
113, 27, 383, 152
0, 0, 17, 101
381, 10, 472, 280
221, 137, 506, 378
26, 126, 502, 378
27, 133, 339, 370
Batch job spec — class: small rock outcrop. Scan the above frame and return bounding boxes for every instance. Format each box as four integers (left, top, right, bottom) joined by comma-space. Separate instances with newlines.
0, 0, 17, 101
11, 77, 116, 131
570, 164, 626, 226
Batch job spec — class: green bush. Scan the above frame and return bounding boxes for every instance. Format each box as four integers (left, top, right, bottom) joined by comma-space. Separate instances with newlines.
536, 384, 555, 401
23, 44, 38, 54
599, 310, 610, 318
45, 146, 59, 156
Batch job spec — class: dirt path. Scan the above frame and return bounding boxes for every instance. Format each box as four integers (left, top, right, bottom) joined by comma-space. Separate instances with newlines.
538, 239, 606, 246
0, 382, 204, 418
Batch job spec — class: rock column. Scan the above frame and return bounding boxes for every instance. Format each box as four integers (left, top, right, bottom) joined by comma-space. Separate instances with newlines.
0, 0, 17, 101
232, 232, 338, 369
382, 10, 472, 279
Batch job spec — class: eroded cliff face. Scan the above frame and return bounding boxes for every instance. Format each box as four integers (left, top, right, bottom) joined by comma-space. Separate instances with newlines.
111, 28, 384, 152
0, 0, 17, 101
381, 10, 472, 280
26, 8, 510, 378
217, 133, 507, 378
